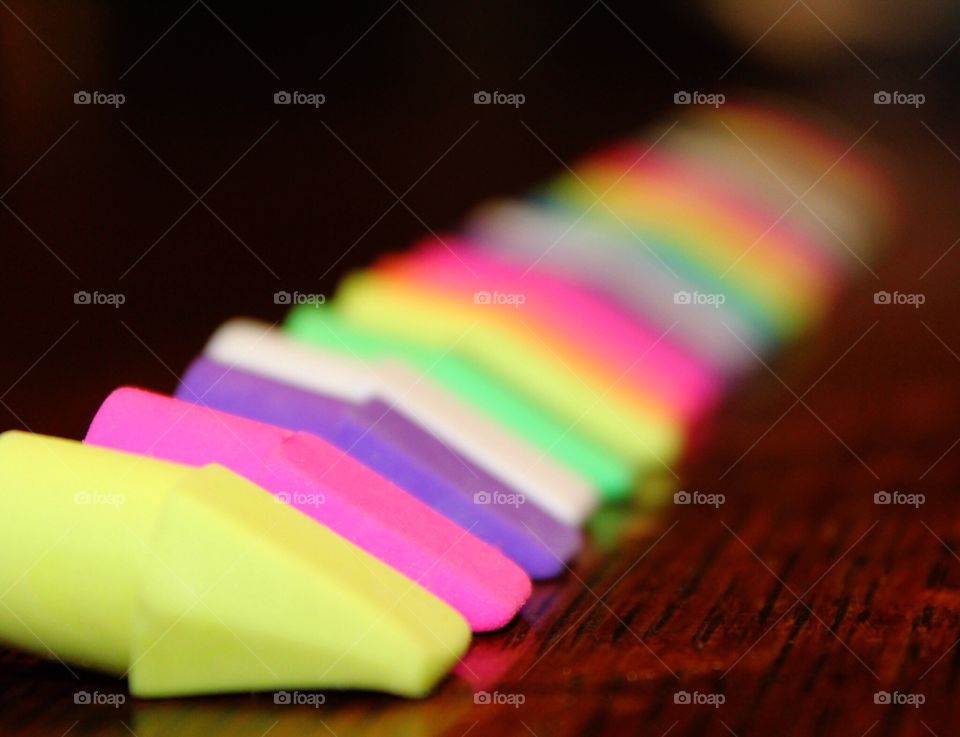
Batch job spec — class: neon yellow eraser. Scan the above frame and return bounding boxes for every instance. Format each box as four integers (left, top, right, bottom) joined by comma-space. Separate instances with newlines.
333, 271, 684, 472
0, 431, 469, 698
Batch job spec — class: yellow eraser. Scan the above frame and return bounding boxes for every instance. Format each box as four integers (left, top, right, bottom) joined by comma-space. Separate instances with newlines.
333, 272, 683, 471
0, 431, 469, 698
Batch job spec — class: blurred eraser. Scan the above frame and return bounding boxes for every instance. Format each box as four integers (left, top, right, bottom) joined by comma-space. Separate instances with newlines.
285, 304, 635, 502
373, 241, 723, 422
202, 317, 377, 401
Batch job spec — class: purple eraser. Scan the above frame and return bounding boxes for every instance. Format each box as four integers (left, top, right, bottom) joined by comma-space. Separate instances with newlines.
177, 356, 580, 578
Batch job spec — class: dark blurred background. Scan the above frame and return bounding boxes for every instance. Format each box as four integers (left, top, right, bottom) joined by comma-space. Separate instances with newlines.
2, 0, 959, 439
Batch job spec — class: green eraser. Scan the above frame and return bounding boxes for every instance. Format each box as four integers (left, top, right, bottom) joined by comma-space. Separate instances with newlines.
285, 304, 634, 501
329, 272, 683, 473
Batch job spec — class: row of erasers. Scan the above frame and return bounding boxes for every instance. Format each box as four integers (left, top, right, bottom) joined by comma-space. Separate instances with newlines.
0, 100, 894, 699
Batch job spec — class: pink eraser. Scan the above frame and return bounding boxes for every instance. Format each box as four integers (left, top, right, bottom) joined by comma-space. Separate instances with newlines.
85, 387, 532, 632
378, 239, 725, 421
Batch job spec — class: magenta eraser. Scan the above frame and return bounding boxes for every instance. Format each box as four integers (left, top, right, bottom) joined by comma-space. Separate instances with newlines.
84, 387, 532, 632
383, 239, 725, 421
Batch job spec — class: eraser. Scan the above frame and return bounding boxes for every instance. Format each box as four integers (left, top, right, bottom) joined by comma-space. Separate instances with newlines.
0, 431, 469, 697
370, 240, 724, 422
685, 102, 894, 236
284, 304, 634, 501
332, 273, 683, 470
466, 200, 766, 373
86, 387, 532, 631
663, 128, 879, 260
203, 319, 598, 526
351, 396, 583, 575
546, 171, 813, 339
589, 147, 842, 283
178, 356, 581, 579
374, 358, 598, 525
589, 146, 838, 281
205, 320, 378, 403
